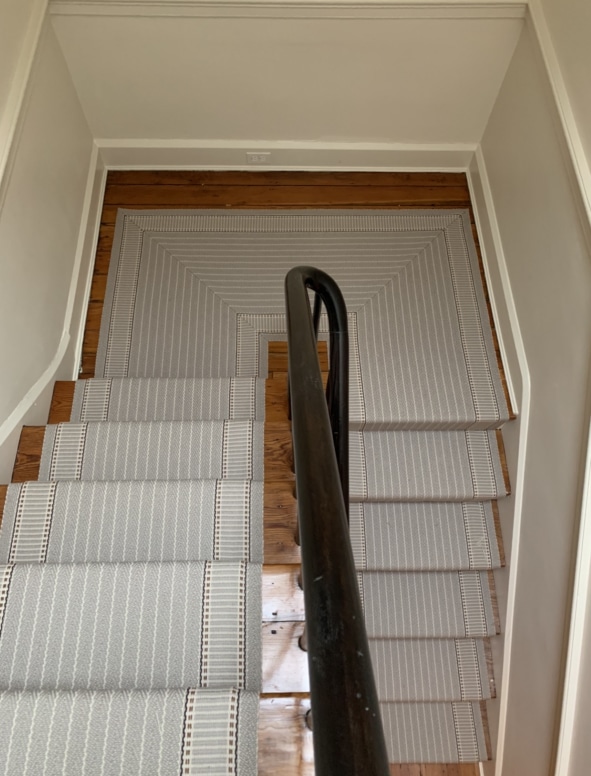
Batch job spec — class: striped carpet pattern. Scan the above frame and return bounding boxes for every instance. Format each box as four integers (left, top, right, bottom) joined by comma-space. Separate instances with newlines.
38, 420, 264, 482
71, 377, 266, 422
0, 687, 258, 776
0, 561, 261, 691
97, 209, 509, 429
0, 480, 263, 563
368, 639, 494, 702
380, 702, 488, 763
359, 571, 497, 639
350, 502, 501, 571
350, 430, 507, 501
0, 207, 513, 767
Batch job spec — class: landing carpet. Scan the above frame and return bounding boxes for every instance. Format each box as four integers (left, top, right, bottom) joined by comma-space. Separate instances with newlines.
98, 209, 509, 430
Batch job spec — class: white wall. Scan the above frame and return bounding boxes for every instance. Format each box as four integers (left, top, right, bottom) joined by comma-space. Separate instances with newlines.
537, 0, 591, 170
0, 0, 42, 118
0, 19, 97, 482
50, 9, 522, 149
532, 4, 591, 768
478, 18, 591, 775
0, 0, 46, 179
565, 567, 591, 773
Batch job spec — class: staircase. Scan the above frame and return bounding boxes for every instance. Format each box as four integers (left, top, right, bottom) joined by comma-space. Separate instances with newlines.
0, 171, 512, 774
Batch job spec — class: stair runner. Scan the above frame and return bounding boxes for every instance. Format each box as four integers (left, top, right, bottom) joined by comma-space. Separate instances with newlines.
0, 380, 263, 774
0, 208, 510, 770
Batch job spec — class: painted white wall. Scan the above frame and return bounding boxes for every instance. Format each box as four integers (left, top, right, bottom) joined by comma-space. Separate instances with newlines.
553, 426, 591, 776
537, 0, 591, 169
0, 0, 40, 117
565, 567, 591, 773
0, 0, 47, 181
479, 18, 591, 775
0, 20, 96, 482
50, 12, 522, 146
533, 4, 591, 768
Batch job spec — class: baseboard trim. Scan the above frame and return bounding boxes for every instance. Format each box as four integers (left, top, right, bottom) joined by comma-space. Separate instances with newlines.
50, 0, 527, 21
468, 145, 531, 776
67, 144, 107, 375
554, 418, 591, 776
96, 139, 475, 172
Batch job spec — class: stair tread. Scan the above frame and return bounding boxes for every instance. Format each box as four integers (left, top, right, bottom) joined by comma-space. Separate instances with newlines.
258, 696, 489, 770
351, 429, 508, 501
351, 501, 503, 571
360, 570, 498, 638
0, 689, 489, 771
379, 701, 490, 762
0, 561, 261, 692
37, 420, 264, 482
262, 567, 498, 638
69, 377, 509, 429
263, 625, 495, 701
0, 687, 258, 776
0, 480, 263, 564
71, 377, 266, 422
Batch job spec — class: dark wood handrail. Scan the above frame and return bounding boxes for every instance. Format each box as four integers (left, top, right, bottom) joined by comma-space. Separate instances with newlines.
285, 266, 390, 776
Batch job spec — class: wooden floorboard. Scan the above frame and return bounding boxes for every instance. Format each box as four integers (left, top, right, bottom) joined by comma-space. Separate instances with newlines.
264, 422, 294, 481
262, 565, 304, 623
107, 171, 469, 188
263, 622, 308, 694
264, 480, 299, 565
11, 427, 44, 483
496, 429, 512, 496
258, 696, 313, 776
0, 485, 6, 530
492, 501, 506, 567
102, 184, 472, 208
48, 382, 76, 424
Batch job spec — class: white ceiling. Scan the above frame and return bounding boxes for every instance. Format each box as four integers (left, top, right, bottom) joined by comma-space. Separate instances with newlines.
50, 7, 524, 145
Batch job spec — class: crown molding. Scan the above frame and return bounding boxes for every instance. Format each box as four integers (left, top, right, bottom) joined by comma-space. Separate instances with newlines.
49, 0, 526, 20
95, 138, 475, 170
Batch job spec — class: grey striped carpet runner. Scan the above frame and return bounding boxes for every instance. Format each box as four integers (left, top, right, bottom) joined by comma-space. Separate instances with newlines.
0, 208, 510, 770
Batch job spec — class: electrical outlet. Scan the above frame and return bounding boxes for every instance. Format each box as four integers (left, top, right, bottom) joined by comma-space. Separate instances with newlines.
246, 152, 271, 164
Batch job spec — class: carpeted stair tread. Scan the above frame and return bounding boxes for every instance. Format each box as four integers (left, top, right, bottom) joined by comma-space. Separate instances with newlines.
370, 639, 494, 702
350, 429, 507, 501
0, 561, 261, 691
37, 421, 263, 482
71, 377, 266, 422
0, 480, 263, 563
379, 701, 489, 762
0, 687, 258, 776
351, 502, 502, 571
359, 571, 497, 638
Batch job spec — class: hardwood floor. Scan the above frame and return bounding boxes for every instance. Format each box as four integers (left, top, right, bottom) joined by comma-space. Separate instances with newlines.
8, 171, 498, 775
